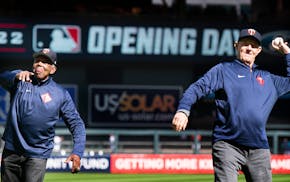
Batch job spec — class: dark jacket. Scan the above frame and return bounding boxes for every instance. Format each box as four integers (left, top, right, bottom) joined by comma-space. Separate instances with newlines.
178, 54, 290, 149
0, 70, 86, 158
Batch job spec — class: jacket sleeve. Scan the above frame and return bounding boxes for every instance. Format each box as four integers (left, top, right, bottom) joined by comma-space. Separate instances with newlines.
177, 63, 224, 115
0, 70, 21, 91
60, 90, 86, 158
287, 54, 290, 77
271, 53, 290, 96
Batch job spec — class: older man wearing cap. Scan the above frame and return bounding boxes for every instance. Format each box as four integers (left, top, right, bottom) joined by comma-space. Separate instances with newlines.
172, 28, 290, 182
0, 48, 86, 182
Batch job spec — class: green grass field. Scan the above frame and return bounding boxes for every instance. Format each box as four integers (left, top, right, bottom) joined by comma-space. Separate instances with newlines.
44, 173, 290, 182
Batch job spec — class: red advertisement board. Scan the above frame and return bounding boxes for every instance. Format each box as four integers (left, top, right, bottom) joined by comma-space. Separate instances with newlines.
111, 154, 213, 174
111, 154, 290, 174
271, 155, 290, 174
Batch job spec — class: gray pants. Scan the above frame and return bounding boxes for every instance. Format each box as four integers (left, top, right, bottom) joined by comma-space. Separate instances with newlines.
212, 141, 272, 182
1, 149, 47, 182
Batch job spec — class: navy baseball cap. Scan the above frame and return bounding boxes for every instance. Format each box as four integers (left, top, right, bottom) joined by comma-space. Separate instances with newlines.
238, 28, 262, 45
33, 48, 57, 65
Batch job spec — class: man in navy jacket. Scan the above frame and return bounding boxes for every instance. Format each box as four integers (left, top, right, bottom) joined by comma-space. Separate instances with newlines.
0, 48, 86, 182
172, 29, 290, 182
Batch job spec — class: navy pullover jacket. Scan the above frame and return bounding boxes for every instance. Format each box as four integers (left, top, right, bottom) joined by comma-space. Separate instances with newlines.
0, 70, 86, 158
178, 54, 290, 149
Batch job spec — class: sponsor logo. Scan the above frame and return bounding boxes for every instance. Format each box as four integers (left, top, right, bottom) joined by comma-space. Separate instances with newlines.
88, 85, 182, 127
237, 74, 245, 78
33, 24, 81, 53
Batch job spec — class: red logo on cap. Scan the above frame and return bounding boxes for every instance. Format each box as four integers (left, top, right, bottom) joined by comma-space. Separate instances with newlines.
42, 48, 51, 54
248, 29, 256, 36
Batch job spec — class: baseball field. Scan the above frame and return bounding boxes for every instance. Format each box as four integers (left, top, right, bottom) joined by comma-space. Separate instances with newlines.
44, 173, 290, 182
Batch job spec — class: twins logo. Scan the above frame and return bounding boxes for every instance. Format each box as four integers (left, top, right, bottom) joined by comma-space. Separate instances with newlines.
41, 93, 52, 103
256, 76, 265, 86
33, 24, 81, 53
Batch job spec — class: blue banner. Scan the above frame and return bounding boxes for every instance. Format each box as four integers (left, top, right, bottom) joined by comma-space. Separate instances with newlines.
46, 155, 110, 173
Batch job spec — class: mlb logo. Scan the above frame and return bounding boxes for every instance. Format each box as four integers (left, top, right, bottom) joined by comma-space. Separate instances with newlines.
33, 24, 81, 53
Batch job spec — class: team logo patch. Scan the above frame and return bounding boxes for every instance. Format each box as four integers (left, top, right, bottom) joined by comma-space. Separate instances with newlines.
33, 24, 81, 53
248, 29, 256, 36
256, 76, 265, 86
41, 93, 52, 103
